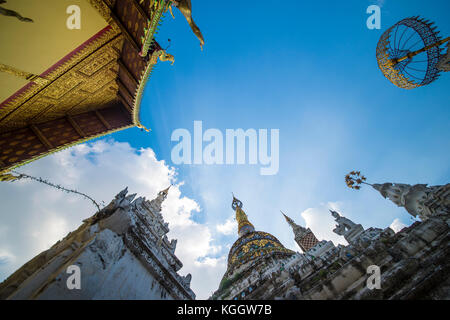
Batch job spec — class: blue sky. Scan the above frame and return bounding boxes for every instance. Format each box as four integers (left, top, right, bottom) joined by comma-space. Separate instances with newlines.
1, 0, 449, 299
111, 0, 449, 229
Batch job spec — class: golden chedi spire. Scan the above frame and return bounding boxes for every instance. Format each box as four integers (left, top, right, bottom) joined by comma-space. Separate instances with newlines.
220, 196, 295, 281
232, 195, 255, 237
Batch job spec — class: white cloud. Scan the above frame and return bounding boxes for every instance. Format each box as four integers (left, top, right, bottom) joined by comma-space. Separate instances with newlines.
0, 139, 220, 299
0, 250, 15, 267
29, 213, 70, 251
216, 217, 237, 235
389, 218, 407, 233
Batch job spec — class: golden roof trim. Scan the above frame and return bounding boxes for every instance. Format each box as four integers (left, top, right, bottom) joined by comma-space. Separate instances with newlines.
0, 26, 120, 118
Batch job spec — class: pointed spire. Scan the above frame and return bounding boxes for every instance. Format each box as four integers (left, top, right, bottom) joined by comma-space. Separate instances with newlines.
281, 211, 301, 230
281, 211, 318, 253
158, 185, 171, 199
150, 185, 171, 213
329, 209, 340, 219
281, 211, 308, 234
232, 195, 254, 237
281, 210, 292, 223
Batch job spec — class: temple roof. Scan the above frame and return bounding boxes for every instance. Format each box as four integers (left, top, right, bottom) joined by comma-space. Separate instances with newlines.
0, 0, 202, 176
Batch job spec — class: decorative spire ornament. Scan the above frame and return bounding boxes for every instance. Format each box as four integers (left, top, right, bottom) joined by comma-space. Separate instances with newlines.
345, 171, 370, 190
376, 16, 449, 89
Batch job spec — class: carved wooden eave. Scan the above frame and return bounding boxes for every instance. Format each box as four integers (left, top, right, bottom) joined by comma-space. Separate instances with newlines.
0, 0, 168, 175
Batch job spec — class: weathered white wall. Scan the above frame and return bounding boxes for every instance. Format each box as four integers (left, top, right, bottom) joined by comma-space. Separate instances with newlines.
1, 188, 195, 300
9, 229, 173, 300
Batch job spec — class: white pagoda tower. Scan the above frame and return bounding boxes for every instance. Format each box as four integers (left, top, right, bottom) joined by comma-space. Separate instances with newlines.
0, 187, 195, 300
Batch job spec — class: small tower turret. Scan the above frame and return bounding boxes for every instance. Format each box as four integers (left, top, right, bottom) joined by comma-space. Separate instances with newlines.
281, 211, 319, 253
330, 210, 364, 244
149, 185, 171, 213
